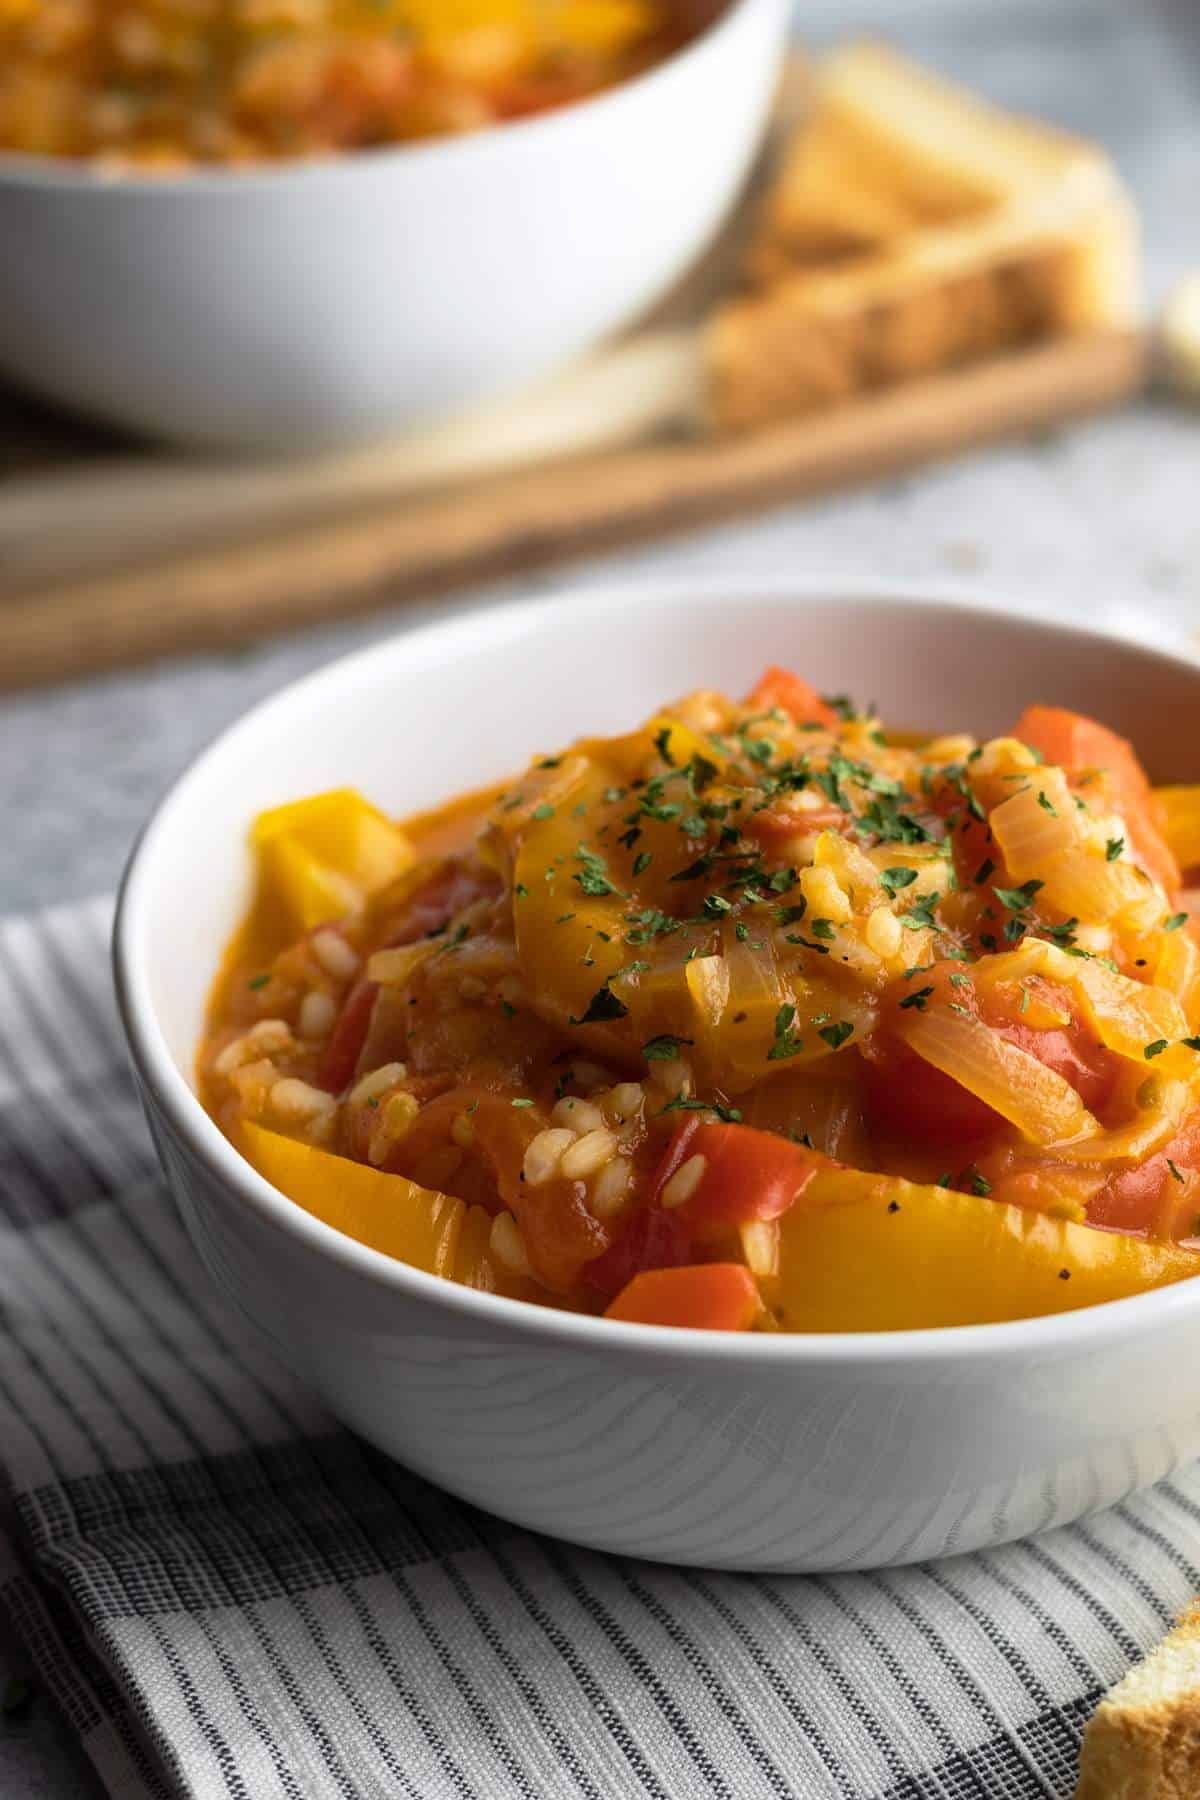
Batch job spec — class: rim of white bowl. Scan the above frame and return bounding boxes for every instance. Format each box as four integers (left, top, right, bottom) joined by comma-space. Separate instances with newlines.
0, 0, 769, 193
114, 577, 1200, 1366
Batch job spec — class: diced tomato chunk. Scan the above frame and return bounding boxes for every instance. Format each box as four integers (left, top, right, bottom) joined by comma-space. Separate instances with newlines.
746, 666, 836, 728
318, 977, 378, 1093
648, 1119, 819, 1235
604, 1264, 761, 1330
865, 965, 1122, 1147
1090, 1113, 1200, 1240
581, 1206, 692, 1301
1015, 705, 1179, 895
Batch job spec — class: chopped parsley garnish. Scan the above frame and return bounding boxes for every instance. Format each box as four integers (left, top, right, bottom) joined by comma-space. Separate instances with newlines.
776, 900, 808, 926
902, 894, 939, 930
899, 986, 935, 1011
1144, 1039, 1169, 1060
703, 893, 733, 916
642, 1034, 694, 1061
1037, 791, 1057, 816
818, 1020, 855, 1050
659, 1095, 742, 1123
822, 692, 859, 721
511, 1097, 534, 1108
687, 754, 720, 797
973, 858, 996, 885
809, 918, 836, 941
670, 853, 718, 884
1105, 837, 1124, 862
632, 851, 652, 876
879, 866, 919, 898
993, 879, 1044, 913
247, 974, 269, 990
653, 726, 676, 765
1168, 1159, 1185, 1184
1185, 1037, 1200, 1052
1040, 918, 1080, 948
768, 1003, 804, 1061
575, 845, 626, 899
625, 907, 682, 945
514, 882, 529, 898
531, 803, 555, 821
569, 986, 629, 1026
940, 763, 986, 822
856, 794, 933, 845
1165, 913, 1189, 933
961, 1166, 991, 1197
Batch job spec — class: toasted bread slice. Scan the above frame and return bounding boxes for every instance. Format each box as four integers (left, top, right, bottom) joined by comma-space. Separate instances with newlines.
1075, 1603, 1200, 1799
708, 40, 1140, 432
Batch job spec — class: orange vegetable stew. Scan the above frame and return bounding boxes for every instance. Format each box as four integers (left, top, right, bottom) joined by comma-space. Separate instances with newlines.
0, 0, 710, 168
200, 673, 1200, 1331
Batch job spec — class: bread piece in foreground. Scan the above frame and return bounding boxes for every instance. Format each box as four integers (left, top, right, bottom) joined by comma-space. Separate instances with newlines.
1075, 1602, 1200, 1799
708, 40, 1140, 432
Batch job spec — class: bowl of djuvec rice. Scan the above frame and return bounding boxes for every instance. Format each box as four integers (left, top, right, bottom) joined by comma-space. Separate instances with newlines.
114, 582, 1200, 1571
0, 0, 787, 449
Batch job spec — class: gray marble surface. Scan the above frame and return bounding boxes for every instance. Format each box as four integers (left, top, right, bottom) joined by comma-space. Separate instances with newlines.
2, 0, 1198, 1793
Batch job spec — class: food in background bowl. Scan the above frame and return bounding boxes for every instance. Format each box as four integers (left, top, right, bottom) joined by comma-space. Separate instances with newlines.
200, 669, 1200, 1333
0, 0, 711, 167
0, 0, 786, 447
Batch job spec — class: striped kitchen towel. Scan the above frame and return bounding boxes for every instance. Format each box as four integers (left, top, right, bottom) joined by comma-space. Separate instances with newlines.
2, 898, 1200, 1800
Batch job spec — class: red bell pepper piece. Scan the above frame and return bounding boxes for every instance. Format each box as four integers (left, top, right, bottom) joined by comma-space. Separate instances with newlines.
745, 667, 836, 728
317, 977, 378, 1093
1015, 705, 1179, 896
648, 1118, 819, 1235
604, 1264, 762, 1330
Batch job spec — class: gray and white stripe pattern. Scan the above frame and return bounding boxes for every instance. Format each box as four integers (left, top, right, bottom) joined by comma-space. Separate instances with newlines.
2, 898, 1198, 1799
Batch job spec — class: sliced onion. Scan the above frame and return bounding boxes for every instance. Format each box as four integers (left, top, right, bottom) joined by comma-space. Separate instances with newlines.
900, 1007, 1096, 1146
989, 768, 1080, 880
718, 924, 790, 1084
1037, 846, 1161, 928
1154, 924, 1200, 1030
684, 952, 730, 1071
1050, 1078, 1192, 1166
1035, 942, 1189, 1068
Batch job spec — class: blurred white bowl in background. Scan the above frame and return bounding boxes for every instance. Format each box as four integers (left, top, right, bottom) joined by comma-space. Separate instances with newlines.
0, 0, 789, 451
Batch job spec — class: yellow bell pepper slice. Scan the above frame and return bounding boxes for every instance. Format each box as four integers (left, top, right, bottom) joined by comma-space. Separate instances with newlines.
243, 1121, 465, 1275
252, 789, 414, 933
241, 1123, 539, 1299
1154, 786, 1200, 874
776, 1167, 1198, 1332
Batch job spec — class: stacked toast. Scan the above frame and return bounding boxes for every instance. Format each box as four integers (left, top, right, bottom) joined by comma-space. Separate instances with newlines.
707, 41, 1140, 431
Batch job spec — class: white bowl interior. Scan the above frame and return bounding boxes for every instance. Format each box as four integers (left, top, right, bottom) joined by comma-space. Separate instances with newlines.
125, 585, 1200, 1094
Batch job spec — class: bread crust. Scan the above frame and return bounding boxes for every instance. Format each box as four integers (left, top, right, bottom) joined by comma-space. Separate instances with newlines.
1075, 1604, 1200, 1799
707, 40, 1139, 433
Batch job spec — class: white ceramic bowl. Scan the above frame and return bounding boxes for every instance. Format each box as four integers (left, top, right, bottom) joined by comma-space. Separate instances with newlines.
114, 583, 1200, 1571
0, 0, 787, 450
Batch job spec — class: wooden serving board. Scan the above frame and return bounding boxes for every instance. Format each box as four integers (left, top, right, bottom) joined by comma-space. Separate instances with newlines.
0, 56, 1149, 694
